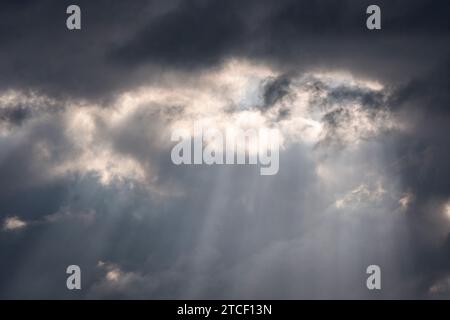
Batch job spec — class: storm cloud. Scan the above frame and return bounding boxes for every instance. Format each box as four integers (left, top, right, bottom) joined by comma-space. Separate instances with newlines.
0, 0, 450, 299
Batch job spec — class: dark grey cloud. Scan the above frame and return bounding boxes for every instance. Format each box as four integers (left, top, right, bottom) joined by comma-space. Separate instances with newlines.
261, 75, 291, 110
0, 0, 449, 99
109, 0, 246, 69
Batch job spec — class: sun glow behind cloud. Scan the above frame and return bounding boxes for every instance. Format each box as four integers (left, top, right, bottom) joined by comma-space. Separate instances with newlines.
0, 59, 404, 190
0, 57, 415, 299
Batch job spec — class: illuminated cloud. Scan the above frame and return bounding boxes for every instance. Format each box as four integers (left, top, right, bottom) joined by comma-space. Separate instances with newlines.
3, 216, 27, 231
335, 182, 387, 210
445, 201, 450, 220
399, 192, 414, 210
0, 0, 449, 300
0, 60, 402, 193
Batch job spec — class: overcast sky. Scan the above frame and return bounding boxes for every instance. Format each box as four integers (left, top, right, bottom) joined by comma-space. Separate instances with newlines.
0, 0, 450, 299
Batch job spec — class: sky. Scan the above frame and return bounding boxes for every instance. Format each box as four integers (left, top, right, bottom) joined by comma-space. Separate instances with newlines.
0, 0, 450, 299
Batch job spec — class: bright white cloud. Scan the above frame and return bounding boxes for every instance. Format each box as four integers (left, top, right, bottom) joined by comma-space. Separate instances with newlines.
0, 59, 404, 198
3, 216, 27, 231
